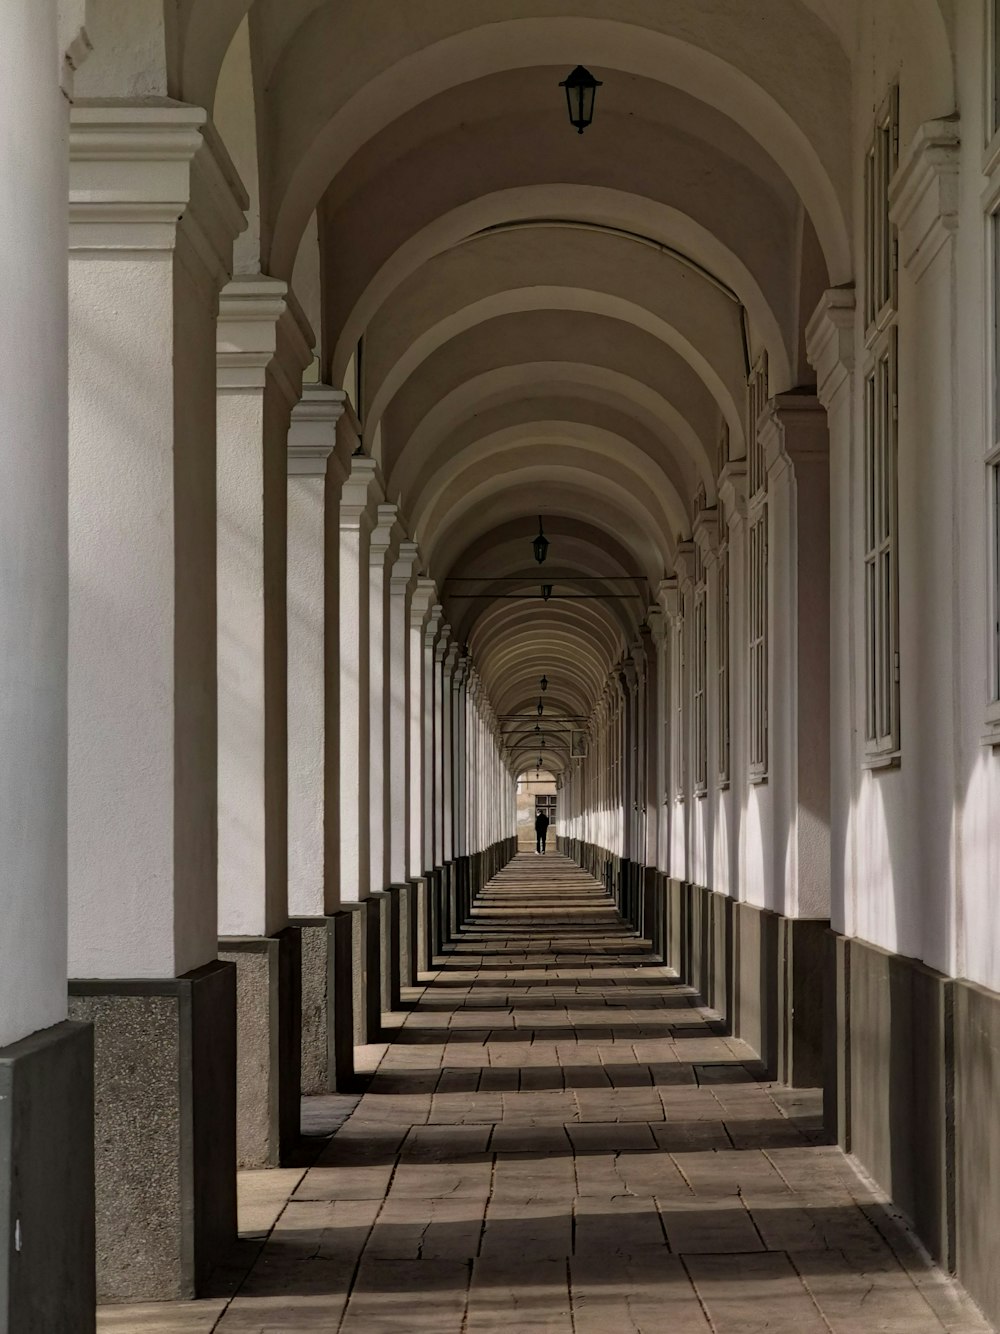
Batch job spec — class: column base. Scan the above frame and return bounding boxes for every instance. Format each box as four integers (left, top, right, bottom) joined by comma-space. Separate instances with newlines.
292, 913, 355, 1094
69, 962, 237, 1302
405, 878, 424, 983
345, 899, 383, 1045
219, 929, 302, 1168
0, 1020, 95, 1332
374, 887, 401, 1015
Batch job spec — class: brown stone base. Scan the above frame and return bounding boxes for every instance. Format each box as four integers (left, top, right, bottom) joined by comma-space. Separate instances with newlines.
68, 962, 237, 1302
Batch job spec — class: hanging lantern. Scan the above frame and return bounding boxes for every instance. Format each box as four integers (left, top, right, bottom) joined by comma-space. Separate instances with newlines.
532, 517, 550, 565
537, 698, 544, 716
540, 675, 549, 692
541, 583, 553, 601
559, 65, 602, 135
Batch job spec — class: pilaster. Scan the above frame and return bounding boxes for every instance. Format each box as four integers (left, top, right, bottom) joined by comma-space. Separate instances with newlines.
339, 457, 381, 902
287, 386, 346, 920
67, 100, 248, 1300
216, 276, 313, 940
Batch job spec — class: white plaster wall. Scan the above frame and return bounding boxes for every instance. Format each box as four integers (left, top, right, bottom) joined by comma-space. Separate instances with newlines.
0, 0, 69, 1047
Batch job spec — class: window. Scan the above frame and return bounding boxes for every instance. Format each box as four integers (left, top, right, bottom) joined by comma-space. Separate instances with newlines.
991, 0, 1000, 140
717, 502, 731, 785
747, 353, 768, 780
989, 213, 1000, 719
692, 545, 708, 795
863, 87, 900, 761
864, 90, 898, 335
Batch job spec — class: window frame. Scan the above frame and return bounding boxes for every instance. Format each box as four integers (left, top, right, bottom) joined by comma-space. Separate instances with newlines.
861, 86, 901, 766
673, 613, 687, 801
862, 328, 901, 760
717, 503, 731, 787
692, 546, 708, 797
986, 206, 1000, 731
747, 353, 769, 783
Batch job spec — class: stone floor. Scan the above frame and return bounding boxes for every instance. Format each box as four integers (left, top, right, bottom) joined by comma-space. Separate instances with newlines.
100, 853, 992, 1333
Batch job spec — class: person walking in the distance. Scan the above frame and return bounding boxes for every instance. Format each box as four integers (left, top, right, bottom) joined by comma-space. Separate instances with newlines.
535, 807, 550, 855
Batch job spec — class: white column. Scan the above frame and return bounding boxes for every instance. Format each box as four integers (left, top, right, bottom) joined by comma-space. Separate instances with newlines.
339, 456, 380, 901
805, 292, 854, 933
0, 0, 68, 1047
368, 503, 400, 896
216, 276, 312, 938
760, 396, 831, 921
442, 640, 460, 863
68, 105, 246, 978
408, 580, 436, 878
453, 655, 469, 858
422, 606, 443, 871
287, 385, 346, 918
433, 624, 451, 867
389, 542, 420, 885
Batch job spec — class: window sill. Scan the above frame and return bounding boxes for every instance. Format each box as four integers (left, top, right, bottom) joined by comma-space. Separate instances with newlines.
694, 787, 708, 801
748, 770, 768, 787
862, 750, 901, 771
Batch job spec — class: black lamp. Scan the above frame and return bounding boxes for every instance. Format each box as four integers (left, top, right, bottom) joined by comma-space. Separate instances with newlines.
540, 675, 548, 692
559, 65, 602, 134
541, 584, 553, 601
532, 517, 549, 565
537, 698, 544, 716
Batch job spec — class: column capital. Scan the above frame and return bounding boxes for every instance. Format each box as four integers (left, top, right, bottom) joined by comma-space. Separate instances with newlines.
673, 540, 697, 593
647, 606, 668, 647
409, 577, 437, 628
760, 394, 828, 480
434, 623, 452, 663
805, 288, 855, 409
692, 506, 719, 565
889, 117, 960, 279
288, 384, 347, 477
340, 456, 381, 529
718, 460, 748, 522
369, 502, 401, 566
424, 602, 443, 647
391, 539, 421, 592
69, 103, 247, 286
657, 577, 680, 622
217, 275, 313, 406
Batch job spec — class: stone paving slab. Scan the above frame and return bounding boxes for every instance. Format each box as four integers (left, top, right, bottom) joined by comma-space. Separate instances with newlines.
99, 853, 993, 1333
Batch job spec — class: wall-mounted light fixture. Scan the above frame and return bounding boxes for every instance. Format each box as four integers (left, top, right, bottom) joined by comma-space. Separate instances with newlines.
560, 65, 602, 134
533, 517, 549, 564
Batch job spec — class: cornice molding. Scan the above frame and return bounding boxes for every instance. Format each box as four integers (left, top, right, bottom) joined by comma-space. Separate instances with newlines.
69, 103, 247, 285
805, 287, 855, 410
889, 117, 960, 280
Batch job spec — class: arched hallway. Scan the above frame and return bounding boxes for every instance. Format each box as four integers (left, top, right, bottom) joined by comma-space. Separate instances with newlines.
100, 854, 986, 1334
9, 2, 1000, 1329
